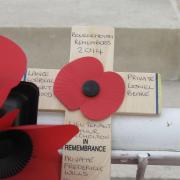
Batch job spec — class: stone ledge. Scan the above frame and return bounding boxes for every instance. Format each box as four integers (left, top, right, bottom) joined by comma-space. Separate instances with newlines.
0, 27, 179, 81
111, 164, 180, 179
111, 177, 179, 180
0, 0, 180, 28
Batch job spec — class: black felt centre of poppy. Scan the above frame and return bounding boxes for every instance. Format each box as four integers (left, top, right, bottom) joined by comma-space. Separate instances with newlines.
0, 109, 6, 118
82, 80, 100, 97
0, 130, 33, 179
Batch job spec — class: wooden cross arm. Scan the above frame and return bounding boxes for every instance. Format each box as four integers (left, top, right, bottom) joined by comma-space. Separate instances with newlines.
25, 68, 162, 115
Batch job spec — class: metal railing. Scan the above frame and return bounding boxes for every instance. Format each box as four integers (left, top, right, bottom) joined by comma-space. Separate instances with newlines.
38, 107, 180, 180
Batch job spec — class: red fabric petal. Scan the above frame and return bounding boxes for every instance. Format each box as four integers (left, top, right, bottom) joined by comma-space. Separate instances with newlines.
54, 67, 86, 110
81, 72, 125, 120
8, 125, 78, 180
0, 36, 27, 107
9, 158, 61, 180
0, 109, 19, 130
54, 57, 104, 110
12, 125, 79, 160
0, 84, 11, 108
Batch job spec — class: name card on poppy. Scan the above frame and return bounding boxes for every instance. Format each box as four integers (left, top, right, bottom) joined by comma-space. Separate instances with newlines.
24, 69, 161, 115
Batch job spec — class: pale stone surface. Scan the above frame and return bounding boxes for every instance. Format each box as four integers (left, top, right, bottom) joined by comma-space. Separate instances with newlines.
0, 0, 180, 179
0, 0, 180, 28
0, 28, 179, 81
111, 164, 180, 179
0, 28, 179, 108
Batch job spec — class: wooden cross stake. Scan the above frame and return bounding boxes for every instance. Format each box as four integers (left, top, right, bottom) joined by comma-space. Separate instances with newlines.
61, 26, 115, 180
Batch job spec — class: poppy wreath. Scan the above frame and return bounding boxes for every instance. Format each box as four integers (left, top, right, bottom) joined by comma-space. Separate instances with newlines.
0, 35, 27, 108
0, 109, 79, 180
54, 57, 125, 121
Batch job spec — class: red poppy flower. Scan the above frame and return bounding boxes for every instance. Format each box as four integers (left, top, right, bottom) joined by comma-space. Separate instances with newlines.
54, 57, 125, 121
0, 110, 79, 180
0, 35, 26, 108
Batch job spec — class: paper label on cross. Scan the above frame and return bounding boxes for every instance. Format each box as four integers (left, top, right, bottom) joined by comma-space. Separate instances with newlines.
24, 26, 162, 179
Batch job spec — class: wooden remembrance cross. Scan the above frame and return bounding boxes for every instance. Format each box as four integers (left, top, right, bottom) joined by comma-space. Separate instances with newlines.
25, 26, 161, 180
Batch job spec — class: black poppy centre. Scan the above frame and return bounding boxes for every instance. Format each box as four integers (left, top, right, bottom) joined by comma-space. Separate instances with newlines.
82, 80, 100, 97
0, 108, 6, 118
0, 130, 33, 179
